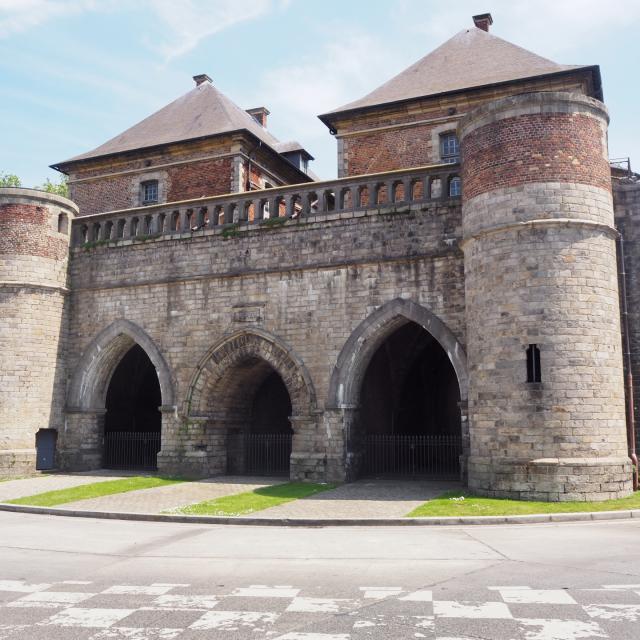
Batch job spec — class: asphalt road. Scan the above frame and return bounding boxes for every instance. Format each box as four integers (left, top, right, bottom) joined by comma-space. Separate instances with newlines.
0, 511, 639, 638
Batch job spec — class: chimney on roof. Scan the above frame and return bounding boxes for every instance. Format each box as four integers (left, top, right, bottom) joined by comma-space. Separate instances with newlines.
193, 74, 212, 86
246, 107, 270, 128
472, 13, 493, 32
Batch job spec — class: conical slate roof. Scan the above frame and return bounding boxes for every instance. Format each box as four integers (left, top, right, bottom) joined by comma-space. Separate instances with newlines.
320, 27, 592, 121
55, 80, 281, 166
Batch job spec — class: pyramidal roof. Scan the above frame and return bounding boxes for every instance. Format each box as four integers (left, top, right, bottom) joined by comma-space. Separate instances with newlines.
55, 79, 282, 166
320, 27, 593, 121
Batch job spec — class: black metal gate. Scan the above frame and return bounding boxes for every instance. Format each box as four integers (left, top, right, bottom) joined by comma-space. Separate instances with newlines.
103, 431, 161, 470
362, 434, 461, 477
245, 433, 292, 476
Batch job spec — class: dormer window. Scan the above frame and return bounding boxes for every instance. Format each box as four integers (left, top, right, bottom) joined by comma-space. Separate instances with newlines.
141, 180, 158, 205
440, 132, 460, 164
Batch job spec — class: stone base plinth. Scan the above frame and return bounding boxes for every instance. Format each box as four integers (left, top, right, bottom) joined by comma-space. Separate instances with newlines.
0, 449, 36, 477
156, 450, 226, 479
290, 452, 346, 483
468, 456, 633, 502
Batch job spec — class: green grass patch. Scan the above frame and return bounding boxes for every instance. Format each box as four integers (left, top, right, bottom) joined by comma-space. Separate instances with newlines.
407, 489, 640, 518
7, 476, 184, 507
175, 482, 337, 516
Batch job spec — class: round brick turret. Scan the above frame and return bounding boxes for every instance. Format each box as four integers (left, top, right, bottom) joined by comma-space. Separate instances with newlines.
0, 188, 77, 475
459, 92, 633, 501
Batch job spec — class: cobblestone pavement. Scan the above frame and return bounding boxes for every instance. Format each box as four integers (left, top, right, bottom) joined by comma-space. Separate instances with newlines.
253, 479, 461, 519
0, 471, 131, 502
2, 577, 640, 639
56, 477, 285, 514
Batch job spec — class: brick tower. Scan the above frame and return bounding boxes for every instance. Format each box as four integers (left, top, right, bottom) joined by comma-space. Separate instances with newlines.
0, 188, 76, 475
460, 92, 633, 500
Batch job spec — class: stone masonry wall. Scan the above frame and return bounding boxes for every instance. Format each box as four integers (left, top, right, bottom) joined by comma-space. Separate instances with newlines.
460, 92, 632, 501
0, 189, 77, 476
64, 200, 465, 481
614, 179, 640, 459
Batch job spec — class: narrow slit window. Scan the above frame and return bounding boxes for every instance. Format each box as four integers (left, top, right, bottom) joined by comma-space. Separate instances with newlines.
526, 344, 541, 383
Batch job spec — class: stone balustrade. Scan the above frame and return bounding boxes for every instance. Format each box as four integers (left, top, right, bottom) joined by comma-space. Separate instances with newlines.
71, 164, 460, 247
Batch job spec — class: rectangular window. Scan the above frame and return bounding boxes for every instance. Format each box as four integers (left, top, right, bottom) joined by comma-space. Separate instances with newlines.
440, 133, 460, 164
142, 180, 158, 204
526, 344, 541, 383
449, 176, 461, 197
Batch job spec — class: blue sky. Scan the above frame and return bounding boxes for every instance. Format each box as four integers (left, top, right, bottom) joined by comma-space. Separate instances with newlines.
1, 0, 639, 186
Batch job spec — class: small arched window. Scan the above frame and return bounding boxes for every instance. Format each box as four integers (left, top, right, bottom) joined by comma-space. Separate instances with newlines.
57, 212, 69, 234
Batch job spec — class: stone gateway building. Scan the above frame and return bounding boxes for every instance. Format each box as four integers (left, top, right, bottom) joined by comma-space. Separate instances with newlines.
1, 14, 639, 501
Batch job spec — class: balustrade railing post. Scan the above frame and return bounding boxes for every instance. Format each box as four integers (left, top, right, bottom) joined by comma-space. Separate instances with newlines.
268, 197, 278, 219
284, 195, 294, 219
402, 179, 411, 203
368, 183, 377, 207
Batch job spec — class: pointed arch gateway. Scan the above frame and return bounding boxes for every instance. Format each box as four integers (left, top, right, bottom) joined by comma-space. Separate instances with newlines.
186, 329, 317, 477
66, 319, 174, 471
328, 298, 469, 480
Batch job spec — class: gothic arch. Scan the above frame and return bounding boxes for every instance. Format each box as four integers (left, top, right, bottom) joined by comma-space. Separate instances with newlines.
327, 298, 468, 408
185, 329, 317, 418
67, 319, 175, 411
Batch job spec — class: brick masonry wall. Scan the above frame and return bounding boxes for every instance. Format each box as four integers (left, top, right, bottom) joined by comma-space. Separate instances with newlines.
461, 114, 611, 200
66, 135, 309, 216
330, 71, 593, 177
63, 201, 466, 481
614, 180, 640, 459
460, 93, 632, 501
0, 190, 76, 476
167, 157, 233, 202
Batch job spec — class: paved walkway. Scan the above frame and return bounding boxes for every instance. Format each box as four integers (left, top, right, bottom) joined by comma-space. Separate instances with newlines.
0, 470, 131, 502
0, 472, 459, 519
253, 478, 460, 519
56, 476, 284, 514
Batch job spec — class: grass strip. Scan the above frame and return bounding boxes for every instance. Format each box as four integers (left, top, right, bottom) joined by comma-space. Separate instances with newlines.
175, 482, 336, 516
7, 476, 184, 507
407, 489, 640, 518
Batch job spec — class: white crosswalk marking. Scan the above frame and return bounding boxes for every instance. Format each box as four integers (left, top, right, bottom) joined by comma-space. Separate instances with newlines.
399, 589, 433, 602
230, 585, 300, 598
0, 578, 637, 638
360, 586, 403, 599
497, 588, 577, 605
0, 579, 51, 593
434, 600, 513, 618
8, 590, 96, 607
44, 607, 135, 628
189, 609, 279, 630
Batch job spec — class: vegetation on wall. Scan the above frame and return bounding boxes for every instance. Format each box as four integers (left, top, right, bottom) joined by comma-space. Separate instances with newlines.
0, 171, 69, 197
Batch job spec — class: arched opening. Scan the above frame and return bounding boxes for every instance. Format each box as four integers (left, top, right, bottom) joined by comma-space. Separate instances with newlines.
357, 321, 462, 478
224, 360, 293, 476
103, 344, 162, 470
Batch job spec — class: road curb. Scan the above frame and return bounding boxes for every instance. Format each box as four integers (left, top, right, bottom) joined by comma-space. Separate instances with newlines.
1, 502, 639, 526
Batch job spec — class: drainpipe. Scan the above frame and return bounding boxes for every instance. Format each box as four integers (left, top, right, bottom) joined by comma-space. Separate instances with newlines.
618, 234, 639, 490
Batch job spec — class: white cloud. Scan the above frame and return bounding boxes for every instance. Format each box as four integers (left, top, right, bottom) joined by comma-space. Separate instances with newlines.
396, 0, 640, 57
0, 0, 288, 58
0, 0, 102, 38
148, 0, 280, 61
257, 29, 401, 135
